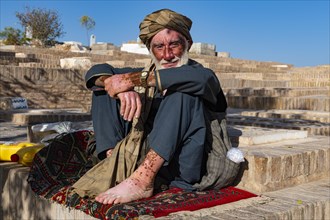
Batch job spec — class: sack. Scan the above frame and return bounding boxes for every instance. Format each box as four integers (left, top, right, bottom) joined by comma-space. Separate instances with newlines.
194, 111, 241, 191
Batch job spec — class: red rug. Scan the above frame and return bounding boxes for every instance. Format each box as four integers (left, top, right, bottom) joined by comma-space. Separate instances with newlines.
27, 130, 257, 219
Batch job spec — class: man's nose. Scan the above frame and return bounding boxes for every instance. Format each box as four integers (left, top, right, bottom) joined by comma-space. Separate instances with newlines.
163, 47, 175, 60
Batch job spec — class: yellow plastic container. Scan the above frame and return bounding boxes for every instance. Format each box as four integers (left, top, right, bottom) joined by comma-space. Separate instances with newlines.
11, 144, 45, 166
0, 142, 43, 162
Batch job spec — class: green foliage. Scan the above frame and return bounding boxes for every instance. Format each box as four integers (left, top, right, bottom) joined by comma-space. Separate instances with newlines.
80, 15, 95, 45
0, 27, 29, 45
15, 6, 65, 46
80, 16, 95, 31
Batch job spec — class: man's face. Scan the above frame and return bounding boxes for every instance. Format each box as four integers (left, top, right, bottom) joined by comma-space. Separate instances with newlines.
150, 29, 190, 69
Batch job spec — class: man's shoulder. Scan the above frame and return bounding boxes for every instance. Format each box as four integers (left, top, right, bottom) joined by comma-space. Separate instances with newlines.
87, 63, 144, 76
87, 63, 114, 75
187, 59, 203, 67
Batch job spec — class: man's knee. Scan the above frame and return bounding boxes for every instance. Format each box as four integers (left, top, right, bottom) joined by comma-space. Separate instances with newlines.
163, 91, 199, 105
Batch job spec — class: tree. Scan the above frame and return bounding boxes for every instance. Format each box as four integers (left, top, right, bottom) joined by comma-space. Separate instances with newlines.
0, 27, 26, 45
80, 15, 95, 46
16, 6, 65, 46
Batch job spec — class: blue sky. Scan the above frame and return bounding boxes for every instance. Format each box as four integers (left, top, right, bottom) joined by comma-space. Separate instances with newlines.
1, 0, 329, 67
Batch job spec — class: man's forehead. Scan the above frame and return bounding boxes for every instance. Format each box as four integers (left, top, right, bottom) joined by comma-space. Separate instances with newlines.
151, 29, 184, 44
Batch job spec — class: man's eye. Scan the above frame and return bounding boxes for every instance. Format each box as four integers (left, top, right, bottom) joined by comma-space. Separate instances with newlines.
170, 42, 181, 49
154, 45, 164, 50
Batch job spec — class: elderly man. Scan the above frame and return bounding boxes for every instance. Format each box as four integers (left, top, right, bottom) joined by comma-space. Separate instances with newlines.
73, 9, 239, 205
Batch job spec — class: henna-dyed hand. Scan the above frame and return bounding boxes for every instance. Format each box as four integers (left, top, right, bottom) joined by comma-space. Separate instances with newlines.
117, 91, 142, 121
104, 74, 135, 97
103, 71, 155, 97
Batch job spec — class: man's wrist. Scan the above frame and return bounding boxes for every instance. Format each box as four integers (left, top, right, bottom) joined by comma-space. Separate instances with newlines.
129, 71, 155, 87
95, 75, 110, 87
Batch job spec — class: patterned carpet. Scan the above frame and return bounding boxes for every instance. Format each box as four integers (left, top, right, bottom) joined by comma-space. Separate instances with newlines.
27, 130, 257, 219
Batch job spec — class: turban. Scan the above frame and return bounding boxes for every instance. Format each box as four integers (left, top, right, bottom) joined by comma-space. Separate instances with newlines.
139, 9, 192, 48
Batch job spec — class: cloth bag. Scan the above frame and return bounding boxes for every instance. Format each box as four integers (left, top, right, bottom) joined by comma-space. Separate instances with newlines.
194, 110, 241, 191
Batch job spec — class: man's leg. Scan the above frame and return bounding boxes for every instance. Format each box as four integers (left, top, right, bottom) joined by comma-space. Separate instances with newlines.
92, 91, 131, 159
95, 92, 206, 204
95, 149, 164, 204
148, 92, 207, 190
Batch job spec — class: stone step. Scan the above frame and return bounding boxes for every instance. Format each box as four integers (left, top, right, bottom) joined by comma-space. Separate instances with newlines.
226, 87, 330, 97
221, 78, 330, 88
190, 54, 289, 69
0, 56, 38, 66
211, 65, 286, 74
18, 62, 60, 69
153, 178, 330, 220
217, 71, 330, 81
0, 109, 92, 142
0, 109, 91, 126
0, 51, 16, 57
0, 163, 97, 220
227, 95, 330, 112
0, 122, 28, 142
0, 119, 329, 219
228, 125, 308, 146
106, 60, 147, 68
236, 135, 329, 193
227, 114, 330, 136
239, 109, 330, 123
1, 163, 328, 220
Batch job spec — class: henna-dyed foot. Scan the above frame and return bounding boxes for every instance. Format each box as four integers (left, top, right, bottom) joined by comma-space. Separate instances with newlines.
96, 149, 164, 204
95, 177, 153, 204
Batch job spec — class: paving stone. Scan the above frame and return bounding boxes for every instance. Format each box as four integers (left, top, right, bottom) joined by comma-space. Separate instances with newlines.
228, 125, 308, 145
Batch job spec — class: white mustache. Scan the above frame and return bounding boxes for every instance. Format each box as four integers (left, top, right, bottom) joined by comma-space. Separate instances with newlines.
159, 56, 180, 65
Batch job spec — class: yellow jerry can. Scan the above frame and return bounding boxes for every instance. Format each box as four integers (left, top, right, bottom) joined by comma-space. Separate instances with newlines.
0, 142, 44, 166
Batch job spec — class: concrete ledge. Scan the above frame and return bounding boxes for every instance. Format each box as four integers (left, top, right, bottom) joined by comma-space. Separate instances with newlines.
5, 109, 91, 126
1, 161, 329, 220
228, 125, 308, 145
237, 136, 330, 193
0, 162, 96, 220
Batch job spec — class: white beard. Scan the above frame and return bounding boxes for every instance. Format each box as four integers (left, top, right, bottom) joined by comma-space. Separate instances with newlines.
150, 47, 189, 70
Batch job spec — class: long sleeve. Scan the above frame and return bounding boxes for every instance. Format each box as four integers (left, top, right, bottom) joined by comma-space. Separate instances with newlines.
155, 59, 226, 111
85, 63, 143, 91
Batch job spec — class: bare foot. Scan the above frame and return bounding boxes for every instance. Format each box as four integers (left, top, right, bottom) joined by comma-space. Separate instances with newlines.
95, 149, 164, 204
95, 177, 153, 204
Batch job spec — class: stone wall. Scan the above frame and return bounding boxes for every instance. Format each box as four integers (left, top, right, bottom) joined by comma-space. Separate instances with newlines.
0, 65, 91, 111
0, 46, 328, 113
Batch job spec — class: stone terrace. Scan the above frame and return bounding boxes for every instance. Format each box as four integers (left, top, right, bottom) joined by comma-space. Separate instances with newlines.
0, 45, 329, 219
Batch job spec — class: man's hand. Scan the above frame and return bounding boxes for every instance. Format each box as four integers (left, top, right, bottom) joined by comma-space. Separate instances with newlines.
104, 74, 135, 97
103, 71, 156, 97
117, 91, 142, 121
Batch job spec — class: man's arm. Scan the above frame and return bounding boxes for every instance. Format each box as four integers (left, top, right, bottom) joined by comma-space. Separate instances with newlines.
155, 60, 221, 105
85, 63, 143, 91
86, 61, 226, 112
